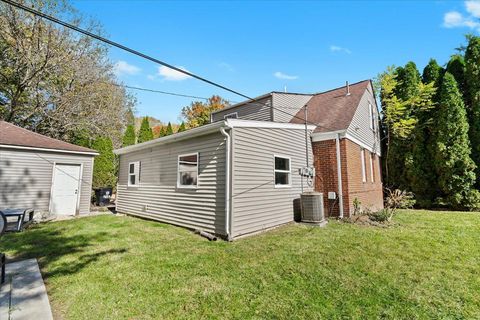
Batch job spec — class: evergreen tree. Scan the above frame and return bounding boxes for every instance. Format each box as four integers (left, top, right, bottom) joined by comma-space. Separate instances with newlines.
433, 73, 477, 209
177, 122, 186, 133
166, 122, 174, 135
91, 136, 116, 189
446, 54, 466, 97
137, 116, 153, 143
122, 124, 136, 147
395, 62, 421, 101
465, 36, 480, 185
158, 126, 166, 137
422, 59, 443, 85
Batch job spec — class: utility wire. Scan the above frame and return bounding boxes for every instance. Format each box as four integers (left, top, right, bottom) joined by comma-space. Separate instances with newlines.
110, 83, 210, 101
1, 0, 339, 132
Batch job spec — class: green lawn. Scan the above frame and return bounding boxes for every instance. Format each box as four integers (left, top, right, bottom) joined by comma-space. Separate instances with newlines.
1, 210, 479, 319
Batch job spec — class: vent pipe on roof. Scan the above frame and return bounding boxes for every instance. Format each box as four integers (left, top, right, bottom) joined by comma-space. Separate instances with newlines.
346, 81, 351, 96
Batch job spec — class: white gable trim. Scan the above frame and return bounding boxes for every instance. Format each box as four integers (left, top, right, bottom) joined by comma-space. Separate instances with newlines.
310, 131, 381, 156
0, 144, 98, 156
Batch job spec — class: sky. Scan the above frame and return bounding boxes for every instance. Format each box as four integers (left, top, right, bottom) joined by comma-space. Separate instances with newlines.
72, 0, 480, 124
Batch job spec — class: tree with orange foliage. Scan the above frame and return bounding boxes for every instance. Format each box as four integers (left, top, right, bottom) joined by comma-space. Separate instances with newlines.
180, 95, 229, 128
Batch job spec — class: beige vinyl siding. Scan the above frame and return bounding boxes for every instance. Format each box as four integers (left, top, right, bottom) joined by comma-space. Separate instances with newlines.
272, 93, 313, 123
346, 82, 381, 155
231, 127, 313, 237
211, 96, 273, 122
0, 147, 93, 214
116, 132, 227, 235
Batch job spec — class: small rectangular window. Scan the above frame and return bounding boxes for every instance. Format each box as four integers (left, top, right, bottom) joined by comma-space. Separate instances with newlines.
370, 152, 374, 183
369, 103, 376, 131
128, 161, 140, 186
360, 149, 366, 183
178, 153, 198, 188
274, 156, 291, 187
224, 112, 238, 119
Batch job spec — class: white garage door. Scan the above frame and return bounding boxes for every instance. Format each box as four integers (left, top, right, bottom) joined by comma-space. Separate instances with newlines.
51, 164, 81, 216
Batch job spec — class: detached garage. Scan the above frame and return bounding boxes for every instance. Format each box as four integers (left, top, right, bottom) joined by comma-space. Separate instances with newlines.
0, 121, 97, 216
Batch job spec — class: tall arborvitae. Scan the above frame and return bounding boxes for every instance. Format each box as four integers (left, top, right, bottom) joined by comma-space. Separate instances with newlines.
446, 54, 466, 98
465, 36, 480, 185
408, 60, 444, 207
422, 59, 443, 85
122, 124, 136, 147
177, 122, 186, 133
166, 122, 174, 136
433, 72, 477, 209
91, 136, 116, 189
137, 116, 153, 143
388, 62, 421, 189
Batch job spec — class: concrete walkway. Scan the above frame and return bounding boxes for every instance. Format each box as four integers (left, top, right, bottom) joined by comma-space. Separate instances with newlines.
0, 259, 53, 320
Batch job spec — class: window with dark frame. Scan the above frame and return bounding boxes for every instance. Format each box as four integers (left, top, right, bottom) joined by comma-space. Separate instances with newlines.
128, 161, 140, 186
274, 156, 291, 186
178, 153, 198, 187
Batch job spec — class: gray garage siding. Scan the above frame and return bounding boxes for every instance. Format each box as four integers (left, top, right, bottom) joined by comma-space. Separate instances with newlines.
211, 96, 273, 122
0, 147, 93, 214
231, 127, 314, 237
116, 132, 227, 235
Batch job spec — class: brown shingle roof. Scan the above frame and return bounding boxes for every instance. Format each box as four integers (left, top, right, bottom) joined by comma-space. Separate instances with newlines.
0, 121, 97, 154
290, 80, 370, 133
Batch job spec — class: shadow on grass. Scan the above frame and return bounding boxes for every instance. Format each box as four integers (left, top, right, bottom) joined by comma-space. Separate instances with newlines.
0, 225, 127, 279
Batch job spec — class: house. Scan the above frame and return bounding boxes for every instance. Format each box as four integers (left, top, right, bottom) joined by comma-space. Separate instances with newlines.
0, 121, 97, 216
211, 79, 383, 217
114, 79, 382, 240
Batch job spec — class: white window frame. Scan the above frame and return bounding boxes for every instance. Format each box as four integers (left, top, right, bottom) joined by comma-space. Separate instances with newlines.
360, 149, 366, 183
369, 152, 374, 183
224, 112, 238, 120
128, 161, 140, 187
274, 155, 291, 188
177, 152, 199, 189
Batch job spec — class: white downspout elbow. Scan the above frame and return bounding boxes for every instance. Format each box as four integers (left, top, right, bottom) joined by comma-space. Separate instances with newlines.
336, 133, 344, 218
220, 126, 232, 240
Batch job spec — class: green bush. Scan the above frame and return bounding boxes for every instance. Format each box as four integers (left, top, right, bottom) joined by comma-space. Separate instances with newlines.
91, 136, 116, 189
368, 208, 394, 222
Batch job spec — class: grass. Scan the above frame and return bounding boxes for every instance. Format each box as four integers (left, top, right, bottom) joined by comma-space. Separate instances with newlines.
1, 210, 479, 319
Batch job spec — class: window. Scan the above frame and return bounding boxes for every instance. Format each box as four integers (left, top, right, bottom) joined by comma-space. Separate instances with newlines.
128, 161, 140, 186
360, 149, 366, 183
369, 103, 376, 131
178, 153, 198, 188
274, 156, 291, 187
224, 112, 238, 119
369, 152, 375, 183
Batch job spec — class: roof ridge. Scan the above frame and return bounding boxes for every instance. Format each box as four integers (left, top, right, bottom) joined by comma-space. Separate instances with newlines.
312, 79, 370, 96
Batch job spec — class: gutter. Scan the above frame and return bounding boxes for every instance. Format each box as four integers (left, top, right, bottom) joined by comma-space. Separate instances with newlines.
335, 133, 344, 218
220, 125, 232, 240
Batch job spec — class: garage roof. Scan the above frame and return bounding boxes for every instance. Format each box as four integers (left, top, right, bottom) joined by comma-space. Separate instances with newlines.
0, 121, 98, 155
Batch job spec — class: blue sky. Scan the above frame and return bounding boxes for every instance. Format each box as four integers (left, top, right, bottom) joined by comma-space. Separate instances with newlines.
73, 0, 480, 124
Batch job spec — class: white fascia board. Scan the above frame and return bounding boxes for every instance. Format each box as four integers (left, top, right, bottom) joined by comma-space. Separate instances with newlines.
311, 130, 347, 142
344, 133, 381, 156
114, 121, 227, 155
0, 144, 99, 156
227, 118, 316, 130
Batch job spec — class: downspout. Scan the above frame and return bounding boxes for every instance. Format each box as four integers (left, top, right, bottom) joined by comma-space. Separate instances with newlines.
335, 133, 344, 218
220, 125, 232, 240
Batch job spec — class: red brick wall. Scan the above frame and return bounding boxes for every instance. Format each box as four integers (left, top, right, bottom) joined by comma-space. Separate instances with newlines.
312, 138, 383, 217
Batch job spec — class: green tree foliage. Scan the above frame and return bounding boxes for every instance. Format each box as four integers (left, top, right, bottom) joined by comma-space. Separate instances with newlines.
177, 122, 186, 133
432, 73, 477, 209
166, 122, 174, 136
422, 59, 443, 85
122, 125, 136, 147
465, 36, 480, 185
159, 126, 166, 137
91, 136, 116, 189
181, 95, 229, 128
137, 117, 153, 143
446, 54, 466, 97
0, 1, 135, 147
394, 62, 421, 101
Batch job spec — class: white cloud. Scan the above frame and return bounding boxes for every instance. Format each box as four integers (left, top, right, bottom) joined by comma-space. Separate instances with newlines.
157, 65, 191, 81
466, 0, 480, 18
443, 1, 480, 31
113, 60, 141, 76
273, 71, 298, 80
329, 45, 352, 54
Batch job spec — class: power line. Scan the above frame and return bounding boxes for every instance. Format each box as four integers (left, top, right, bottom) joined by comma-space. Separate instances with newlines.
1, 0, 339, 132
111, 83, 210, 101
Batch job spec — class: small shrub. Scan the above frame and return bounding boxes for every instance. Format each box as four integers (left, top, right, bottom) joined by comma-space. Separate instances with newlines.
353, 198, 361, 216
368, 208, 394, 222
385, 188, 416, 210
